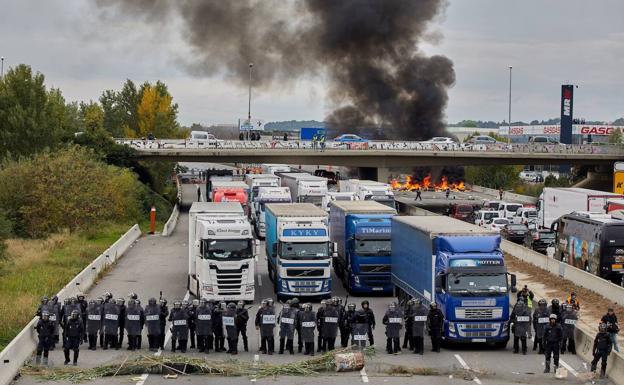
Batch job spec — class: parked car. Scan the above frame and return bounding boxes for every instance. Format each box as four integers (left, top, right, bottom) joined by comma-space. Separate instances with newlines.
513, 207, 538, 226
333, 134, 367, 142
474, 210, 501, 227
490, 218, 510, 232
422, 137, 457, 144
529, 136, 560, 144
466, 135, 499, 145
447, 203, 475, 222
523, 228, 556, 254
501, 223, 529, 243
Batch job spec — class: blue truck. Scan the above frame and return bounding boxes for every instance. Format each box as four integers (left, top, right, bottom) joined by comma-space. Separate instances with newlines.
391, 216, 516, 347
329, 200, 396, 294
265, 203, 333, 300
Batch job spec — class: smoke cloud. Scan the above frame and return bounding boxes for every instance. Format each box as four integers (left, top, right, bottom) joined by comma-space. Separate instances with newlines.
96, 0, 455, 140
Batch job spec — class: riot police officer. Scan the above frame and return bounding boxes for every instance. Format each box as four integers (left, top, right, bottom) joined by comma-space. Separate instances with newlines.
125, 299, 144, 351
195, 298, 213, 353
103, 297, 120, 350
427, 303, 444, 353
361, 300, 376, 346
510, 298, 531, 355
341, 303, 356, 348
144, 298, 162, 352
351, 305, 370, 350
322, 299, 339, 351
188, 299, 198, 349
411, 298, 428, 354
278, 301, 296, 354
543, 314, 563, 373
116, 298, 126, 349
224, 303, 238, 354
532, 299, 550, 354
560, 303, 577, 354
403, 299, 415, 350
85, 299, 102, 350
158, 298, 169, 350
63, 310, 83, 365
300, 303, 317, 355
235, 300, 250, 352
591, 323, 613, 378
35, 312, 55, 366
316, 299, 326, 352
169, 301, 189, 353
255, 299, 276, 354
383, 303, 403, 354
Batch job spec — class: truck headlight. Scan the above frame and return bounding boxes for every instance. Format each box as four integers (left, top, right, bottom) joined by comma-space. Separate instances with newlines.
241, 230, 249, 235
246, 284, 254, 292
448, 322, 456, 333
354, 276, 360, 287
281, 279, 288, 290
202, 285, 213, 294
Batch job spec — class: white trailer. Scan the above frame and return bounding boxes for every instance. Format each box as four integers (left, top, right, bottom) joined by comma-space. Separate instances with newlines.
280, 173, 328, 207
188, 202, 257, 301
253, 187, 292, 238
339, 179, 395, 209
261, 164, 291, 175
537, 187, 624, 229
245, 174, 280, 203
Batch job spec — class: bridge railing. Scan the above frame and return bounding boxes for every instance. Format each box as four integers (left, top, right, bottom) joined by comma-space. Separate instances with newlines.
113, 138, 623, 155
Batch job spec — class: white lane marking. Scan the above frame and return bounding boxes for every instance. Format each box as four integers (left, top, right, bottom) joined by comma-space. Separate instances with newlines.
559, 359, 579, 377
454, 354, 482, 385
135, 291, 190, 385
360, 367, 369, 383
257, 273, 262, 287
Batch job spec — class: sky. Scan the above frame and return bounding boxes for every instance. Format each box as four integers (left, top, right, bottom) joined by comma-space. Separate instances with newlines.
0, 0, 623, 126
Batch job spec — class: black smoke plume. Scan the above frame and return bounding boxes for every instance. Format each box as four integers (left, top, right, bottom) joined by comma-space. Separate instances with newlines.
96, 0, 455, 140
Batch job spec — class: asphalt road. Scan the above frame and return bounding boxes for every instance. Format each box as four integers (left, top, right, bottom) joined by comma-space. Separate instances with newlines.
16, 182, 609, 385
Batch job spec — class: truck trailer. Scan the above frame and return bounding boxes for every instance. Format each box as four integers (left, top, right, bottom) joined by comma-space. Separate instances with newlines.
188, 202, 257, 301
252, 187, 292, 238
339, 179, 396, 209
537, 187, 624, 229
279, 173, 328, 207
391, 215, 516, 346
329, 200, 396, 294
265, 203, 333, 299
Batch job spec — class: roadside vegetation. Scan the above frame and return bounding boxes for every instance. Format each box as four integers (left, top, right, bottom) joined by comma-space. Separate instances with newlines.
0, 63, 181, 350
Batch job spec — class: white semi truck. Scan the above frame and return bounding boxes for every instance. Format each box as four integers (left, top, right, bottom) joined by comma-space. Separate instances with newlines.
252, 187, 292, 238
280, 173, 328, 207
339, 179, 396, 209
262, 164, 291, 175
188, 202, 257, 301
245, 174, 280, 204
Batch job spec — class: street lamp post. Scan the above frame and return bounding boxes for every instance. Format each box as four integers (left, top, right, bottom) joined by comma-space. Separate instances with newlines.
247, 63, 253, 141
508, 66, 512, 144
1, 57, 4, 79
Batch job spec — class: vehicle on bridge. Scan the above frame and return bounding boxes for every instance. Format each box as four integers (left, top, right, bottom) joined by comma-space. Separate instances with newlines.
330, 201, 396, 294
279, 173, 328, 207
551, 211, 624, 285
422, 136, 457, 144
333, 134, 367, 143
265, 203, 334, 300
252, 187, 291, 238
188, 202, 258, 302
339, 179, 396, 209
392, 216, 515, 347
188, 131, 219, 147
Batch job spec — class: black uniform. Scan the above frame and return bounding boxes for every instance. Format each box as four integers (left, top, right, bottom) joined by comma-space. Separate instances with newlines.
117, 302, 126, 349
322, 305, 339, 351
35, 318, 55, 363
169, 307, 189, 352
85, 302, 102, 350
560, 308, 577, 354
235, 306, 250, 352
125, 303, 144, 351
299, 309, 317, 355
543, 322, 563, 372
510, 302, 531, 354
363, 307, 376, 346
383, 307, 403, 354
144, 302, 162, 351
223, 307, 238, 354
158, 302, 169, 349
63, 317, 83, 365
212, 306, 225, 352
102, 302, 120, 350
403, 303, 414, 349
195, 304, 213, 353
255, 306, 276, 354
351, 310, 369, 349
278, 307, 296, 354
187, 304, 197, 349
411, 304, 428, 354
591, 330, 613, 376
316, 305, 325, 352
532, 306, 550, 353
427, 306, 444, 352
341, 308, 355, 348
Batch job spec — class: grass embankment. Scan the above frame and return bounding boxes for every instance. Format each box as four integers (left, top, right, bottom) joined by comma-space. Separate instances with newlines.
0, 219, 167, 351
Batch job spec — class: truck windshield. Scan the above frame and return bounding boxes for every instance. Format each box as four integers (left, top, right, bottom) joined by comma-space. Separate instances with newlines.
354, 239, 391, 256
280, 242, 329, 260
203, 239, 252, 260
300, 196, 323, 206
446, 272, 508, 296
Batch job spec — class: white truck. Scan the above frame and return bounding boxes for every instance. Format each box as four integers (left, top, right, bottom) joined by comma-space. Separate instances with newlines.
537, 187, 624, 229
245, 174, 280, 204
280, 173, 328, 207
253, 187, 292, 238
321, 191, 358, 213
339, 179, 396, 209
188, 202, 257, 301
262, 164, 291, 175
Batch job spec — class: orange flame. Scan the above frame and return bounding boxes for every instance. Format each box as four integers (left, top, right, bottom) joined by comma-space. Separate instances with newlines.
390, 174, 466, 192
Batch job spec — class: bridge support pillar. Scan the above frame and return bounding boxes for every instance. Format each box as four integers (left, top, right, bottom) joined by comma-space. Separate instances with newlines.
357, 167, 391, 183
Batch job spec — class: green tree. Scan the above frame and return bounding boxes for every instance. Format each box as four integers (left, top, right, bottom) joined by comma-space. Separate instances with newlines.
137, 82, 179, 138
608, 128, 623, 144
465, 165, 521, 190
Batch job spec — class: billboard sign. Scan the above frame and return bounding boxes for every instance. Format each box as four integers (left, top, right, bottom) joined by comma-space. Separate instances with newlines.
560, 85, 574, 144
499, 124, 623, 137
238, 118, 265, 131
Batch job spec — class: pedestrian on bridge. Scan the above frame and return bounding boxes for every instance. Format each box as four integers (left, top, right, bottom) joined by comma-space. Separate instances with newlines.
414, 187, 422, 201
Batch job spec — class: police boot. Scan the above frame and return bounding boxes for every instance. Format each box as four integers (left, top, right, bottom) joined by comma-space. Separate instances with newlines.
591, 363, 597, 372
600, 367, 606, 378
569, 340, 576, 354
279, 337, 285, 354
42, 357, 49, 366
317, 336, 323, 352
171, 338, 177, 352
35, 355, 41, 365
287, 339, 294, 354
190, 333, 196, 349
544, 361, 550, 373
73, 350, 79, 365
64, 349, 70, 365
243, 335, 249, 352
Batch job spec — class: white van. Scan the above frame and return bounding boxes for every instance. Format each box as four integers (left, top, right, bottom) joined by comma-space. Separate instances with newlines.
499, 202, 523, 220
473, 210, 501, 227
188, 131, 218, 147
513, 207, 538, 226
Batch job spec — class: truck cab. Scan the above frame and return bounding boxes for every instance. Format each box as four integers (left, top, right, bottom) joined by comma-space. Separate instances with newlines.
211, 180, 250, 215
265, 204, 333, 300
245, 174, 280, 204
188, 202, 257, 302
253, 187, 291, 238
322, 191, 358, 213
340, 179, 396, 209
280, 173, 328, 207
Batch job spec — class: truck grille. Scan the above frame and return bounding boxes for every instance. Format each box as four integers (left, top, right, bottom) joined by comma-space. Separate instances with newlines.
359, 264, 390, 273
456, 323, 500, 338
455, 308, 503, 320
288, 281, 322, 293
361, 276, 391, 287
210, 265, 246, 295
287, 269, 324, 277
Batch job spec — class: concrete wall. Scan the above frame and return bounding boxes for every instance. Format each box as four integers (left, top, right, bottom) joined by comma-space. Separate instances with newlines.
469, 185, 538, 205
162, 203, 179, 236
0, 225, 141, 385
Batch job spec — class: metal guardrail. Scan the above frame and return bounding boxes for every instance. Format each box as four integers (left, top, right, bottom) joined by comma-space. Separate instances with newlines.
114, 138, 624, 155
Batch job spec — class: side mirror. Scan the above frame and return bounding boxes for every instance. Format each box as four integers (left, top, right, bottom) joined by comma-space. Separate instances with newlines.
510, 274, 517, 293
272, 243, 278, 258
195, 240, 202, 254
434, 274, 444, 293
333, 242, 338, 252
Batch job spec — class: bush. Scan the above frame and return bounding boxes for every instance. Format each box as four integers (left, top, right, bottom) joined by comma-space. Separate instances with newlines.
0, 209, 13, 260
0, 146, 145, 237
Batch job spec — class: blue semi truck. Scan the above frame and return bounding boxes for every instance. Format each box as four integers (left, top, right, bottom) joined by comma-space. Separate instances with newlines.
329, 200, 396, 294
392, 216, 516, 347
265, 203, 333, 300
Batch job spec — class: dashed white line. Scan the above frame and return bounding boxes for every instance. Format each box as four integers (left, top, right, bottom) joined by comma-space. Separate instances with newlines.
454, 354, 482, 385
135, 291, 190, 385
360, 367, 369, 383
559, 359, 579, 377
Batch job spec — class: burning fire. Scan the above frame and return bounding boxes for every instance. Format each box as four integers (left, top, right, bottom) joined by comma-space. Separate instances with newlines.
391, 175, 466, 192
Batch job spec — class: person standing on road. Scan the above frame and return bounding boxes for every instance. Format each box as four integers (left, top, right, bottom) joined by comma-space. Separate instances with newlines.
86, 299, 102, 351
312, 134, 318, 151
383, 303, 403, 354
361, 300, 376, 346
144, 298, 162, 352
188, 299, 198, 349
427, 302, 444, 353
169, 301, 189, 353
76, 293, 88, 343
116, 298, 126, 349
510, 298, 531, 355
560, 303, 577, 355
50, 296, 61, 349
351, 305, 370, 350
63, 310, 83, 365
35, 312, 55, 366
411, 298, 428, 355
341, 303, 356, 348
125, 299, 143, 351
158, 298, 169, 350
548, 299, 561, 322
102, 298, 120, 350
213, 302, 226, 352
565, 290, 580, 311
322, 298, 339, 351
499, 187, 504, 200
316, 299, 326, 352
300, 303, 317, 355
601, 307, 619, 352
403, 299, 415, 350
278, 301, 296, 354
224, 303, 238, 354
320, 135, 326, 152
591, 323, 613, 378
256, 298, 276, 354
414, 187, 422, 201
293, 298, 305, 352
235, 300, 250, 352
195, 298, 213, 353
543, 314, 563, 373
517, 285, 534, 309
533, 299, 550, 353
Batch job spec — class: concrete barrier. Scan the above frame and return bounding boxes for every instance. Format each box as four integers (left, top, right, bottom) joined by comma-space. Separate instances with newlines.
469, 184, 538, 205
0, 224, 141, 385
162, 203, 179, 236
501, 240, 624, 306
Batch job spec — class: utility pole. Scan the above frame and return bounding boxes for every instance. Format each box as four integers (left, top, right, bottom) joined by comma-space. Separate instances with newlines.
247, 63, 253, 141
508, 66, 512, 144
1, 57, 4, 79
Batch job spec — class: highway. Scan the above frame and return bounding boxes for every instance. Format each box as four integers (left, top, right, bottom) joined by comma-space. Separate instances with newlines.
16, 182, 609, 385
